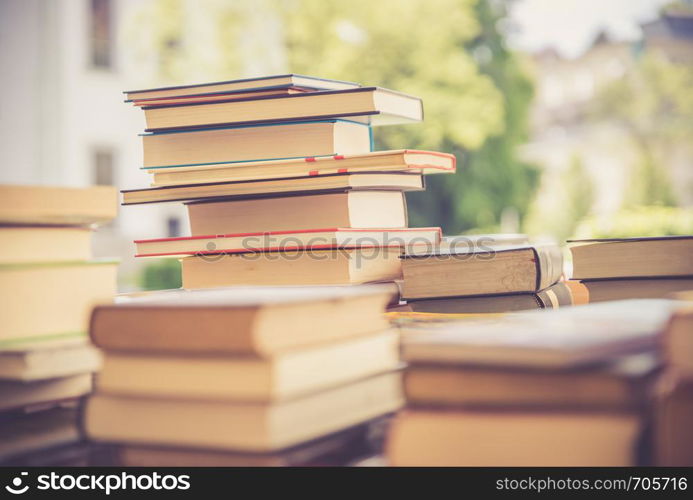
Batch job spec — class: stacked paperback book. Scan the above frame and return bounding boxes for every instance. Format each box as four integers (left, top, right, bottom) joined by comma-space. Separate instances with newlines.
120, 74, 455, 288
395, 238, 576, 314
0, 185, 117, 465
84, 286, 402, 466
568, 236, 693, 302
387, 299, 678, 465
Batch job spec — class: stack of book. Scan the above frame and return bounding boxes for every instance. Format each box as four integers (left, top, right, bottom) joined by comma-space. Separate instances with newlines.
394, 241, 575, 314
387, 299, 677, 465
656, 298, 693, 465
568, 236, 693, 302
83, 286, 403, 466
0, 184, 117, 465
121, 75, 454, 288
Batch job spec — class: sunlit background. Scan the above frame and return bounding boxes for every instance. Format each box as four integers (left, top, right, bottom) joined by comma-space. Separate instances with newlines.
1, 0, 691, 291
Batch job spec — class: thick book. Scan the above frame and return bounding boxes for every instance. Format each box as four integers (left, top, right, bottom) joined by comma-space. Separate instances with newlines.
404, 353, 659, 410
576, 277, 693, 302
142, 120, 371, 168
90, 285, 392, 356
0, 226, 92, 264
116, 420, 383, 466
181, 248, 403, 288
186, 191, 408, 236
400, 244, 563, 300
124, 74, 360, 101
96, 331, 398, 402
144, 149, 454, 186
123, 172, 424, 205
401, 299, 678, 369
85, 371, 403, 453
0, 185, 117, 225
387, 409, 640, 466
134, 227, 442, 258
0, 375, 92, 412
402, 281, 573, 314
1, 261, 117, 346
141, 87, 423, 131
0, 340, 101, 381
569, 236, 693, 279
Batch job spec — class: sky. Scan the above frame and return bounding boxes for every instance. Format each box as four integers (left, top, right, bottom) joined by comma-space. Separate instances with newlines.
508, 0, 672, 58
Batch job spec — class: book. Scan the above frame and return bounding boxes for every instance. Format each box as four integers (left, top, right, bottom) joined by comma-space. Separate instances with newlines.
0, 226, 92, 264
134, 227, 442, 258
0, 341, 101, 381
401, 281, 574, 314
569, 236, 693, 279
0, 261, 117, 346
115, 420, 383, 466
143, 150, 454, 186
123, 172, 424, 205
124, 74, 360, 101
404, 353, 658, 410
186, 191, 408, 236
664, 304, 693, 380
96, 331, 398, 402
91, 286, 392, 356
85, 371, 403, 452
181, 248, 403, 288
142, 120, 372, 168
0, 185, 117, 225
400, 244, 563, 300
401, 300, 677, 369
131, 86, 311, 107
142, 87, 423, 131
0, 407, 83, 464
0, 375, 92, 412
655, 375, 693, 466
576, 277, 693, 302
387, 409, 641, 466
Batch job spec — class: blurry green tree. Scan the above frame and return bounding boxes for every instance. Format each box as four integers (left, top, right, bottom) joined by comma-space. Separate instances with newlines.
280, 0, 540, 234
591, 54, 693, 207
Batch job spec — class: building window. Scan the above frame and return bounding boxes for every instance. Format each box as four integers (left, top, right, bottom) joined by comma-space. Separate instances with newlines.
93, 149, 115, 185
167, 217, 181, 238
90, 0, 112, 68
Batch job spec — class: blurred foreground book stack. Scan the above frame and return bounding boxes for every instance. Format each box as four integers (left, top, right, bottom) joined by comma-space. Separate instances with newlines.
569, 236, 693, 302
387, 300, 678, 466
122, 75, 456, 290
84, 286, 402, 466
0, 185, 117, 465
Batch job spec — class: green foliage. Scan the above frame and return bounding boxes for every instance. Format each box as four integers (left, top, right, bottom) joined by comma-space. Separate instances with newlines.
279, 0, 538, 233
574, 206, 693, 239
138, 259, 182, 291
525, 154, 595, 241
591, 54, 693, 207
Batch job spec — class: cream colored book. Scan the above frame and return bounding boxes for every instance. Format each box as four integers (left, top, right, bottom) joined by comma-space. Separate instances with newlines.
97, 331, 398, 402
85, 371, 403, 452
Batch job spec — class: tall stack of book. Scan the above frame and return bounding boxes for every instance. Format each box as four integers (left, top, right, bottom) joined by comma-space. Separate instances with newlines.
568, 236, 693, 302
84, 286, 402, 466
0, 185, 117, 465
395, 242, 575, 314
121, 75, 454, 288
656, 298, 693, 465
387, 300, 677, 465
